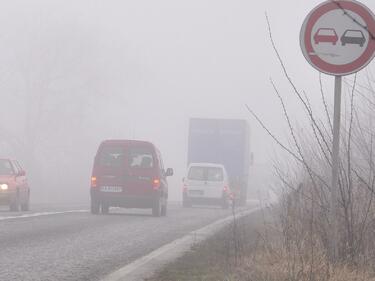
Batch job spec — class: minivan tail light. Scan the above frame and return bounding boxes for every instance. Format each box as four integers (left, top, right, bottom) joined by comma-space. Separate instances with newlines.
153, 179, 160, 190
91, 176, 97, 188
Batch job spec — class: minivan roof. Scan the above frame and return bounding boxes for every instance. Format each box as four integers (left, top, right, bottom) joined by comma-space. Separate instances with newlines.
188, 162, 225, 169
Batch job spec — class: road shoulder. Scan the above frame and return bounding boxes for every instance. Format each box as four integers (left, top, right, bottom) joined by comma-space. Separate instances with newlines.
101, 206, 259, 281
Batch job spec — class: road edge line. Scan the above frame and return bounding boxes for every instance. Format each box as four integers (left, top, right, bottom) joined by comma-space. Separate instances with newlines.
101, 206, 260, 281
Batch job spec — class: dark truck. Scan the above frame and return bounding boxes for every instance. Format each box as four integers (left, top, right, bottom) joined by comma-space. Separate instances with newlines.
187, 118, 251, 205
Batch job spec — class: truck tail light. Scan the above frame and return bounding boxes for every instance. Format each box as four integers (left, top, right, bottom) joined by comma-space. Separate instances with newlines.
91, 176, 97, 188
153, 179, 161, 190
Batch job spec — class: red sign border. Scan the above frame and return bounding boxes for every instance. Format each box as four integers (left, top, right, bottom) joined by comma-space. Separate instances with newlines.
300, 0, 375, 76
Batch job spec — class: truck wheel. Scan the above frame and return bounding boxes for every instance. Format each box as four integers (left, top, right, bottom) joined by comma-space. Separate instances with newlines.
152, 198, 162, 217
183, 200, 192, 208
91, 200, 100, 215
221, 198, 229, 209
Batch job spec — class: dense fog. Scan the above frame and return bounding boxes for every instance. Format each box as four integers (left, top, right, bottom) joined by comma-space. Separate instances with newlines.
0, 0, 373, 204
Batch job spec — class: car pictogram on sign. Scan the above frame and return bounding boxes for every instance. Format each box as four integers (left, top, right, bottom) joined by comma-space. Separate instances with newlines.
341, 29, 366, 47
314, 28, 339, 45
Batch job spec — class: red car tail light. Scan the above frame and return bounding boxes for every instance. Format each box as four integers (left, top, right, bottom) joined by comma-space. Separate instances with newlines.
91, 176, 97, 188
153, 179, 161, 190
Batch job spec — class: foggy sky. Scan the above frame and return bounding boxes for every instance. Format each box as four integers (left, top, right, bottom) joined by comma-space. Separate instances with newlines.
0, 0, 373, 202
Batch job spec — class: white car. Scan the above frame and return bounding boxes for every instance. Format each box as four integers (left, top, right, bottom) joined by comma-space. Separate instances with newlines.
182, 163, 231, 209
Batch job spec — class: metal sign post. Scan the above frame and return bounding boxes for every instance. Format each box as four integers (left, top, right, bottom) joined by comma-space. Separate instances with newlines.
330, 75, 342, 260
300, 0, 375, 261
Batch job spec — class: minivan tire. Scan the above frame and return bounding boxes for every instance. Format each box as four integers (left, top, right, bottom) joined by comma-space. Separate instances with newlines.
161, 201, 167, 216
152, 198, 162, 217
101, 204, 110, 215
91, 200, 100, 214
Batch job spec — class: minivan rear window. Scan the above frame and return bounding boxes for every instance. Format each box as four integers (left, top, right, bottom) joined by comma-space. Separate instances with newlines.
128, 148, 154, 169
98, 146, 125, 167
188, 166, 223, 182
98, 145, 155, 169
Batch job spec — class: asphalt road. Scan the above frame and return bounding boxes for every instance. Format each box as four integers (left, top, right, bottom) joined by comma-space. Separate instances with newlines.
0, 203, 239, 281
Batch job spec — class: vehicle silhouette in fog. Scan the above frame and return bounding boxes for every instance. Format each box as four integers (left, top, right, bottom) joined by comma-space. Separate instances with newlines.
182, 163, 231, 209
313, 28, 338, 45
187, 118, 251, 206
0, 159, 30, 212
90, 140, 173, 216
341, 29, 366, 47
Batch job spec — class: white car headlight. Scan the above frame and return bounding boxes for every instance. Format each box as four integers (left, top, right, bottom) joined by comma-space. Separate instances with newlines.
0, 184, 8, 190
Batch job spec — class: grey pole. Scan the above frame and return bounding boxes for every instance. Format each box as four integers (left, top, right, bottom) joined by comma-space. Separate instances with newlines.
330, 75, 342, 261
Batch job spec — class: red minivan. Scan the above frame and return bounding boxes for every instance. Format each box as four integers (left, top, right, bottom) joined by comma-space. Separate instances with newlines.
90, 140, 173, 216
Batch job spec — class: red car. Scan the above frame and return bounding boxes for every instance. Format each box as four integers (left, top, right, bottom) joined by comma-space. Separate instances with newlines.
314, 28, 338, 45
90, 140, 173, 216
0, 159, 30, 211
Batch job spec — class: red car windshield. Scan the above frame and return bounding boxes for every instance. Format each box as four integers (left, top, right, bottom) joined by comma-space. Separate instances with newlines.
0, 159, 14, 175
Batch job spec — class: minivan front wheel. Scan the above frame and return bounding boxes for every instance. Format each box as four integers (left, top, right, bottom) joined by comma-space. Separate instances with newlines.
152, 198, 162, 217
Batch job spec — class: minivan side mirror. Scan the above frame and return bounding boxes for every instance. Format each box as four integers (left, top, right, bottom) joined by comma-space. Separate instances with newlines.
165, 168, 174, 177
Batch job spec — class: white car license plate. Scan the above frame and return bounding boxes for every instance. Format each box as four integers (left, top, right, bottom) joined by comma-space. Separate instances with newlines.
100, 186, 122, 193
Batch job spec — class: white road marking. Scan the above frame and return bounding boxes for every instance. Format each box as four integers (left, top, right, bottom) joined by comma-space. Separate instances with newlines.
0, 210, 89, 221
102, 205, 260, 281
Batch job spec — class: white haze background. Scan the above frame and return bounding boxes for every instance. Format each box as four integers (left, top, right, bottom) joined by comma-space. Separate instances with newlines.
0, 0, 373, 203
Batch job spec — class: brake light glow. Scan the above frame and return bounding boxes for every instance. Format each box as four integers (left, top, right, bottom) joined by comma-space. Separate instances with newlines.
153, 179, 160, 190
91, 176, 97, 188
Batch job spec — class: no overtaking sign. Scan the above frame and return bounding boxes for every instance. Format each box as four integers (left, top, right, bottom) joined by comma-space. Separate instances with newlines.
300, 0, 375, 261
300, 0, 375, 76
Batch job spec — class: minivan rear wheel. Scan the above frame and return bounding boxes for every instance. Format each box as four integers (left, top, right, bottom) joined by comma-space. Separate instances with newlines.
91, 200, 100, 215
152, 198, 162, 217
161, 201, 167, 216
101, 204, 110, 215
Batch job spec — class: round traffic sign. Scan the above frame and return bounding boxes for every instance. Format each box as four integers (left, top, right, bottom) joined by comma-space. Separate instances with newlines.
300, 0, 375, 76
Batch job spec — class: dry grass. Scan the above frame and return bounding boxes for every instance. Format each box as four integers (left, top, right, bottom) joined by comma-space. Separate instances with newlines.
148, 209, 375, 281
